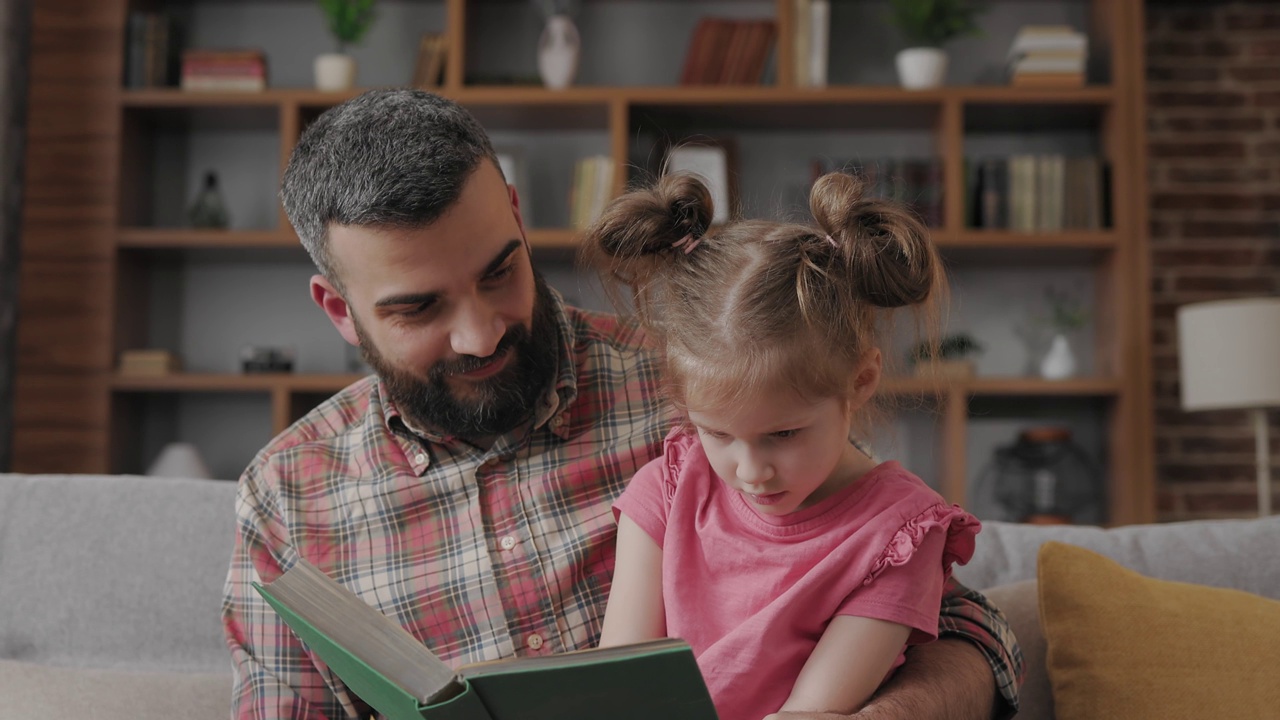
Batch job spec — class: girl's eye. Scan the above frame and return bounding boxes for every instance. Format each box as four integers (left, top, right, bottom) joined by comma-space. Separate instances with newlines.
700, 428, 729, 440
771, 429, 799, 439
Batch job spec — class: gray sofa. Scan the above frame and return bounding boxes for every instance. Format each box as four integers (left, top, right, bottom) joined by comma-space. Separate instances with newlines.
2, 472, 1277, 720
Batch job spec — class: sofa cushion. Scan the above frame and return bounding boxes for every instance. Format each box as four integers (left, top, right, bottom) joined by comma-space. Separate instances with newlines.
956, 516, 1280, 599
1038, 541, 1280, 720
0, 658, 230, 720
0, 473, 238, 672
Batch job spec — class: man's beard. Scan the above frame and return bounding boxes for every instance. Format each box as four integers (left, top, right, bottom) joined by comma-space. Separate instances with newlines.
355, 274, 560, 439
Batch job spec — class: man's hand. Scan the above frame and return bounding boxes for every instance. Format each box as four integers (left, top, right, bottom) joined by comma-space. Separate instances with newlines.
760, 638, 999, 720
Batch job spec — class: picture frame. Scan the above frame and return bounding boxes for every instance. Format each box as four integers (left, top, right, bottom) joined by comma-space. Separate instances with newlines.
663, 137, 738, 226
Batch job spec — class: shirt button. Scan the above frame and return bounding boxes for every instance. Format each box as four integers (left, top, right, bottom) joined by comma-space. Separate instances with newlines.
499, 535, 517, 550
526, 633, 544, 650
552, 416, 565, 428
413, 453, 427, 464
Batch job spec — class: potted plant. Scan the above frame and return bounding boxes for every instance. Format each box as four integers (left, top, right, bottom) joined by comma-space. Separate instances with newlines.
910, 333, 983, 379
1039, 286, 1088, 380
886, 0, 985, 89
315, 0, 376, 92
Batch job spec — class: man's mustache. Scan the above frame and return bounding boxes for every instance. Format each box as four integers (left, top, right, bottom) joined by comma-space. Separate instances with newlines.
429, 324, 527, 379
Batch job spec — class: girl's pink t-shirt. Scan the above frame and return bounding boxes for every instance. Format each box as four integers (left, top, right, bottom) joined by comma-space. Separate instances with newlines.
613, 429, 980, 720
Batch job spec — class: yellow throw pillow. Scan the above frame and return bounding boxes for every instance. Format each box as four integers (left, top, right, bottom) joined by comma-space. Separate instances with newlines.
1037, 541, 1280, 720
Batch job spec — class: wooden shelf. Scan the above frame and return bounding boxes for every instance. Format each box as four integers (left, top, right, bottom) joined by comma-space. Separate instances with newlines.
118, 85, 1117, 110
117, 228, 297, 248
110, 373, 365, 393
881, 375, 1122, 397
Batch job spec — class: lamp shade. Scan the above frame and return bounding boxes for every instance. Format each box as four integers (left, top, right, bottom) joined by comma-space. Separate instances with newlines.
146, 442, 214, 479
1177, 298, 1280, 411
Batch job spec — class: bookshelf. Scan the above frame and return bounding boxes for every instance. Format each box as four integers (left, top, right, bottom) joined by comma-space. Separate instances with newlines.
14, 0, 1154, 524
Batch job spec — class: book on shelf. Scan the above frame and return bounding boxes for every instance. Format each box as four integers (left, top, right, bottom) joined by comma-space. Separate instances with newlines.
181, 49, 268, 92
570, 155, 614, 230
124, 11, 180, 88
254, 558, 718, 720
680, 18, 777, 85
789, 0, 829, 87
413, 33, 449, 88
967, 155, 1106, 232
812, 157, 944, 229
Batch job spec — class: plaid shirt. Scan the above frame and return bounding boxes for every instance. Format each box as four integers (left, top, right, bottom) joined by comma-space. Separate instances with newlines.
222, 295, 1023, 720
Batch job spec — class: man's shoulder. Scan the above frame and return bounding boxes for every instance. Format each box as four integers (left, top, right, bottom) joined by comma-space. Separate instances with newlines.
565, 304, 649, 355
246, 375, 382, 475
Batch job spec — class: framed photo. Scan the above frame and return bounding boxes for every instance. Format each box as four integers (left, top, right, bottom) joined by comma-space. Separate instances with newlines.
663, 138, 738, 226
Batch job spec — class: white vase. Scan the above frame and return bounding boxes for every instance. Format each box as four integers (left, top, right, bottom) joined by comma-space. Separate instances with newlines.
314, 53, 357, 91
537, 15, 580, 90
895, 47, 948, 89
1040, 333, 1077, 380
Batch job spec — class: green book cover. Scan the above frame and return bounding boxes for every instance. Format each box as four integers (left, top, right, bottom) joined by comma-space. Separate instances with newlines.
254, 559, 719, 720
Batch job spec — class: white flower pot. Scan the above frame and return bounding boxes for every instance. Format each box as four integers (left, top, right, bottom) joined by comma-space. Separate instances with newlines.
1040, 333, 1077, 380
537, 15, 580, 90
895, 47, 948, 90
314, 53, 357, 92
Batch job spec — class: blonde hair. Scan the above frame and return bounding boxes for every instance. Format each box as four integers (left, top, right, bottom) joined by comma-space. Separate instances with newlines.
580, 171, 945, 419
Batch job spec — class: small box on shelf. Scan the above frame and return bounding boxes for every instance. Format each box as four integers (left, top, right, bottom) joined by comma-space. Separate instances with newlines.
119, 349, 181, 376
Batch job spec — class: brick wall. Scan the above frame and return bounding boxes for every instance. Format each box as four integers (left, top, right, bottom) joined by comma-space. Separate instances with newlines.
1147, 1, 1280, 520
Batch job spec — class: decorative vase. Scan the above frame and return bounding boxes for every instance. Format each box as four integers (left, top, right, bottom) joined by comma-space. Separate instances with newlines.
537, 14, 580, 90
1040, 333, 1077, 380
147, 442, 214, 479
895, 47, 948, 89
314, 53, 357, 91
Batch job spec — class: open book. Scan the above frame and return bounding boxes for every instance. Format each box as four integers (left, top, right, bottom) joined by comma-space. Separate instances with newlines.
253, 559, 719, 720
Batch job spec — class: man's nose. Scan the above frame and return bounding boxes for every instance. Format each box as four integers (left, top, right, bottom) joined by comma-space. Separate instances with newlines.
449, 297, 506, 358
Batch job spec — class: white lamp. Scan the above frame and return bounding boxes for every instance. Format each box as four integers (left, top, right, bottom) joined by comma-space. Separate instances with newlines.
1177, 298, 1280, 516
146, 442, 214, 479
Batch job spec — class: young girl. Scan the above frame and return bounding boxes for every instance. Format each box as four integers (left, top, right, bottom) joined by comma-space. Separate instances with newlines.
585, 171, 981, 720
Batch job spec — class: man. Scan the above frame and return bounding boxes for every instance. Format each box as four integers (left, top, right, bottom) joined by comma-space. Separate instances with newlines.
222, 88, 1022, 720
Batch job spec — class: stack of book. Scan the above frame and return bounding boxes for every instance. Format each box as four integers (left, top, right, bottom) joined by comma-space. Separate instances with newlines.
181, 49, 268, 92
570, 155, 615, 230
1007, 25, 1088, 87
680, 18, 778, 85
124, 11, 178, 88
119, 349, 181, 376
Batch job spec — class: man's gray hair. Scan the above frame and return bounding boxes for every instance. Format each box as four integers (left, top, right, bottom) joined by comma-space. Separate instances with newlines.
280, 89, 500, 286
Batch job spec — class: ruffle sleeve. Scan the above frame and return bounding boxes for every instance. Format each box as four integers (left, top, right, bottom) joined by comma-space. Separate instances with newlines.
862, 503, 981, 587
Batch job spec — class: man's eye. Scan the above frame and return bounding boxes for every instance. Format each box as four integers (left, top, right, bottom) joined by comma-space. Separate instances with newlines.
486, 263, 515, 281
402, 301, 435, 316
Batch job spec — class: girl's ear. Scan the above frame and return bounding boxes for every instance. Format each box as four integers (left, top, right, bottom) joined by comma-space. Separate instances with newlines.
848, 348, 883, 413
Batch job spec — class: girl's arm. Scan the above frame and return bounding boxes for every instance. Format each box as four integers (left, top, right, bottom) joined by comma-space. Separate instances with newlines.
597, 513, 666, 647
769, 616, 912, 718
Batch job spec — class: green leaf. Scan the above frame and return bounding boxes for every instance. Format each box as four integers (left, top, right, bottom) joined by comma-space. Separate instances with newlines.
318, 0, 377, 49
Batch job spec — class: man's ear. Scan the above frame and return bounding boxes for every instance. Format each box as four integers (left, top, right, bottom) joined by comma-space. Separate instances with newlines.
508, 182, 529, 248
310, 274, 360, 347
848, 348, 883, 413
